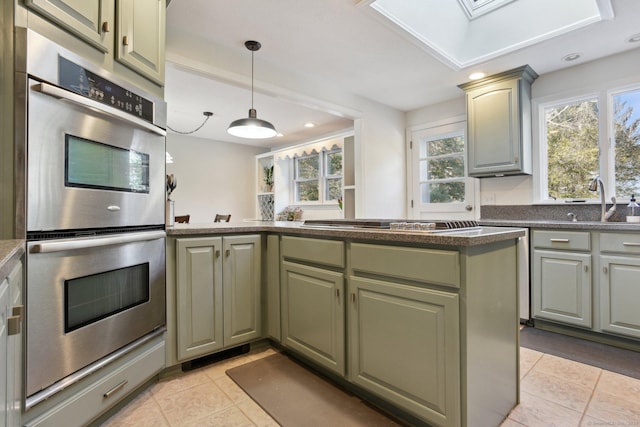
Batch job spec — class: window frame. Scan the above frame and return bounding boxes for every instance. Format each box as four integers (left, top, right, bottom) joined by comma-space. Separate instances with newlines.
292, 148, 343, 205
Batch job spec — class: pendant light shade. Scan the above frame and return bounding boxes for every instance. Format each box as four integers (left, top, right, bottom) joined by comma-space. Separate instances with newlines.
227, 41, 277, 139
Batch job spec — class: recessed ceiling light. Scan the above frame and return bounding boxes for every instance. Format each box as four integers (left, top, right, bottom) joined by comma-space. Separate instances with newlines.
304, 122, 315, 128
468, 72, 486, 80
628, 33, 640, 43
562, 52, 582, 62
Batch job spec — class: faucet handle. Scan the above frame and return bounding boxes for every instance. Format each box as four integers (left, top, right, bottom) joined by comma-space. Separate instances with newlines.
567, 212, 577, 222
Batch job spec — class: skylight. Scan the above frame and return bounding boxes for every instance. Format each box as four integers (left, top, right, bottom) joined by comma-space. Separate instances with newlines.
365, 0, 613, 69
457, 0, 517, 19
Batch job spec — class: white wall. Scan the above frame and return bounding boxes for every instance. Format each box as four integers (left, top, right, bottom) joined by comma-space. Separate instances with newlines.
166, 134, 268, 223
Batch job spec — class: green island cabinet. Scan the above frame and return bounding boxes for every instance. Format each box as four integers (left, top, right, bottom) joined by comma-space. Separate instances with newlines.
458, 65, 538, 177
1, 256, 23, 427
23, 0, 166, 84
532, 230, 592, 328
280, 236, 346, 376
279, 235, 519, 427
168, 235, 261, 364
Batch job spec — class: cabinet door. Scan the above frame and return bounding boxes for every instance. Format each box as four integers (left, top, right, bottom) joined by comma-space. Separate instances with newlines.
25, 0, 113, 52
6, 262, 23, 427
600, 255, 640, 339
223, 235, 262, 346
467, 79, 521, 176
349, 276, 460, 427
532, 250, 592, 327
176, 237, 223, 361
115, 0, 166, 84
281, 261, 345, 375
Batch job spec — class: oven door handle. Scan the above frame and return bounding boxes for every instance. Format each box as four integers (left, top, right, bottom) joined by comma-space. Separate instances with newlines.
31, 230, 166, 254
32, 82, 167, 137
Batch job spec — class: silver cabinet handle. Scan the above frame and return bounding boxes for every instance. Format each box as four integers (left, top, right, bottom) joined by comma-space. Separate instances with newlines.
215, 250, 221, 258
225, 249, 231, 257
550, 239, 570, 243
32, 82, 166, 136
336, 289, 340, 298
103, 380, 128, 399
603, 266, 608, 274
584, 265, 588, 273
623, 242, 640, 247
31, 230, 166, 253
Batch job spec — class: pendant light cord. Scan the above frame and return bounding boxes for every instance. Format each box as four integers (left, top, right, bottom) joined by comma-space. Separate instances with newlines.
251, 48, 255, 110
167, 111, 213, 135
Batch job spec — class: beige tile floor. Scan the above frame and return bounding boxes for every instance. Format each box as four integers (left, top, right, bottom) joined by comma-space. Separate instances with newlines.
101, 345, 640, 427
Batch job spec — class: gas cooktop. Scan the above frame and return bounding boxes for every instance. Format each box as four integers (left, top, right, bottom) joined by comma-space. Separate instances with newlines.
301, 219, 480, 231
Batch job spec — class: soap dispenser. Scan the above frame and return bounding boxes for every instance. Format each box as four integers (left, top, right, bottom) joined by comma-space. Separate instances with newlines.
627, 194, 640, 223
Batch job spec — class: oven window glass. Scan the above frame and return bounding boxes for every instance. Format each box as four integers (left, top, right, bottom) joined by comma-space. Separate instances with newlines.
65, 263, 150, 332
65, 134, 150, 193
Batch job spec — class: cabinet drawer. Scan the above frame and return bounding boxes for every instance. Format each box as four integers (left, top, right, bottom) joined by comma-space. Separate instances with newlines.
281, 236, 344, 268
25, 340, 165, 427
600, 233, 640, 255
532, 230, 590, 251
351, 243, 459, 288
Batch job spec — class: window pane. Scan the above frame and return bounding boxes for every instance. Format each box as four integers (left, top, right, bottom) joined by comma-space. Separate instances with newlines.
296, 155, 319, 179
427, 136, 464, 156
613, 88, 640, 197
296, 181, 319, 202
428, 155, 465, 180
545, 99, 599, 199
326, 178, 342, 200
421, 182, 465, 203
326, 151, 343, 176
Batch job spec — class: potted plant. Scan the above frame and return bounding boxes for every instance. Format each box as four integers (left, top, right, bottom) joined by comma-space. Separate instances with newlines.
263, 165, 274, 192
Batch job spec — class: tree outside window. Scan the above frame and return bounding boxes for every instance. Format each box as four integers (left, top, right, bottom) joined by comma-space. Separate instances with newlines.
542, 87, 640, 201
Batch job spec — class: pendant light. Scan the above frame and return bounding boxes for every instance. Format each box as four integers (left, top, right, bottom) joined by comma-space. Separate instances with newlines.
227, 40, 277, 139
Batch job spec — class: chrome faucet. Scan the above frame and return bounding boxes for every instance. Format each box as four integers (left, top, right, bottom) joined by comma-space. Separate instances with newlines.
588, 176, 607, 222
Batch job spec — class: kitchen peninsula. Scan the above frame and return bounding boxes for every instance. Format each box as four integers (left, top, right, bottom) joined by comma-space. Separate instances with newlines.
165, 221, 525, 427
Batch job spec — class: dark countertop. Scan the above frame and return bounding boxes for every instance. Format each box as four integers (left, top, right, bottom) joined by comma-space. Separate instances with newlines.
479, 219, 640, 231
166, 221, 525, 247
0, 240, 25, 279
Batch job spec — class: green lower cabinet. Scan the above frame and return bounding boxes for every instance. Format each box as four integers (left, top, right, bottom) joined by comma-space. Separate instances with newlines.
599, 255, 640, 339
281, 261, 345, 376
349, 276, 460, 427
532, 249, 592, 328
176, 235, 261, 362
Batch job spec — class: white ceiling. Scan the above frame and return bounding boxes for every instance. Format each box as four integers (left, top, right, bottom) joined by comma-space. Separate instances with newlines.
164, 0, 640, 149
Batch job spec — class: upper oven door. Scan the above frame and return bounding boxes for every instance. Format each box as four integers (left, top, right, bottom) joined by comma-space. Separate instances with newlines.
27, 78, 166, 232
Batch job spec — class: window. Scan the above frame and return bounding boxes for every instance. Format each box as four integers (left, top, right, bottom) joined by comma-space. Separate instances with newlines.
419, 131, 466, 204
540, 86, 640, 202
409, 119, 478, 220
544, 97, 599, 200
294, 149, 343, 203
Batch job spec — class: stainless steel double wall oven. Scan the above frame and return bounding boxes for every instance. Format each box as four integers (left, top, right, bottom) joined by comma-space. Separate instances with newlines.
21, 30, 167, 406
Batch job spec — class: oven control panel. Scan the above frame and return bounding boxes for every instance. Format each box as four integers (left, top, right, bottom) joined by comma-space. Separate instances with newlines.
58, 56, 154, 124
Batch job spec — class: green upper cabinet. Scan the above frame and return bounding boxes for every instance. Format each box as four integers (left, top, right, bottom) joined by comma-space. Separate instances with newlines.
459, 65, 538, 177
24, 0, 166, 85
115, 0, 166, 85
24, 0, 114, 52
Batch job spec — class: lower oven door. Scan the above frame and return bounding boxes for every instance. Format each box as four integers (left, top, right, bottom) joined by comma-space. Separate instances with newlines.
25, 231, 166, 398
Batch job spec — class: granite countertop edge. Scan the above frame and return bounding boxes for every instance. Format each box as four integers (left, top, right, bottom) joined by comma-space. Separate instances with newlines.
479, 219, 640, 231
0, 240, 25, 279
166, 222, 525, 247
